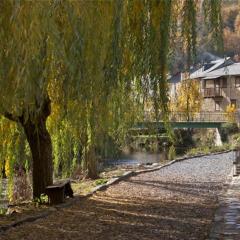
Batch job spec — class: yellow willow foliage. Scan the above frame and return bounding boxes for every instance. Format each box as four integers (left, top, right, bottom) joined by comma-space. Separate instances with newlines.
226, 104, 237, 123
0, 118, 28, 177
0, 0, 223, 118
5, 157, 11, 179
0, 1, 51, 121
0, 117, 30, 200
173, 79, 203, 118
0, 0, 223, 124
0, 118, 16, 177
0, 1, 223, 181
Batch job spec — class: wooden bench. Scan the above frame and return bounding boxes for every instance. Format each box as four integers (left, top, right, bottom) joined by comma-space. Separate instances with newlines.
45, 180, 73, 205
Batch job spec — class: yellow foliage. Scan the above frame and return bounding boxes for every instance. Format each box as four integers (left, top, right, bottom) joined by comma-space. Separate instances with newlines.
226, 104, 237, 122
171, 79, 203, 120
5, 157, 11, 178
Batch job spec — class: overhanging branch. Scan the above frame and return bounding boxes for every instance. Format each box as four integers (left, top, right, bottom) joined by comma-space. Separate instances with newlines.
3, 111, 20, 122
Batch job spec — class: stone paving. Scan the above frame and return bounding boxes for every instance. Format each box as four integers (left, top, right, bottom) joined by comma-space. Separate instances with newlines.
210, 175, 240, 240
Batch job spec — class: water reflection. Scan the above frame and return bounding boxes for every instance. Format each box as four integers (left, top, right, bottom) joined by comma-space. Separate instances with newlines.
105, 151, 163, 166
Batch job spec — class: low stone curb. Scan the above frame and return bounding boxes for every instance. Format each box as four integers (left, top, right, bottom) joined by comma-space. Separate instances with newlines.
85, 171, 135, 197
0, 150, 233, 234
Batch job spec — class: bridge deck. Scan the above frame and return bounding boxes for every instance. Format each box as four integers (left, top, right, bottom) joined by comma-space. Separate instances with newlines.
133, 111, 237, 129
134, 121, 223, 129
144, 111, 233, 123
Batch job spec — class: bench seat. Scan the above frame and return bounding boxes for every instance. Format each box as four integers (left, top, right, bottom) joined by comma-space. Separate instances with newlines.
45, 180, 73, 205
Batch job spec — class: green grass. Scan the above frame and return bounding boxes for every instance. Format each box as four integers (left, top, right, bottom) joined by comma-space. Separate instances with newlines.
186, 144, 231, 157
0, 207, 7, 215
71, 180, 96, 195
94, 178, 108, 186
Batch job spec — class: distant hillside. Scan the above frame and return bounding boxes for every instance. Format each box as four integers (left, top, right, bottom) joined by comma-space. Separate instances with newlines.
170, 0, 240, 74
222, 0, 240, 58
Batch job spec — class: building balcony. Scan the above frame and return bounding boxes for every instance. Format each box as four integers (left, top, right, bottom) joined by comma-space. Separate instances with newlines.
203, 88, 224, 98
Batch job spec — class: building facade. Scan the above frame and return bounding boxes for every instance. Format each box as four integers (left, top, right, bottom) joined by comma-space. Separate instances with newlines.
192, 61, 240, 113
169, 57, 240, 114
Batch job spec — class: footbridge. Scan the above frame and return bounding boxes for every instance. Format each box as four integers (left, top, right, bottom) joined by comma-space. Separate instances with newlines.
133, 111, 237, 130
130, 111, 236, 148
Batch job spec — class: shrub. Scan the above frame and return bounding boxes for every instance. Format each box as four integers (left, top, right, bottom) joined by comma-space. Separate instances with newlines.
225, 104, 237, 123
174, 129, 195, 155
229, 133, 240, 149
220, 122, 239, 142
186, 144, 231, 157
95, 178, 108, 186
168, 145, 176, 160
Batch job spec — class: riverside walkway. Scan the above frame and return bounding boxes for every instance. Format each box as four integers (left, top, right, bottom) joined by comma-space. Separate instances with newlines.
0, 152, 235, 240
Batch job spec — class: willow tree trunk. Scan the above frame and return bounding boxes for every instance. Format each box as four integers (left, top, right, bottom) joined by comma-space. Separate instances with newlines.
22, 117, 53, 198
83, 147, 98, 179
11, 98, 54, 199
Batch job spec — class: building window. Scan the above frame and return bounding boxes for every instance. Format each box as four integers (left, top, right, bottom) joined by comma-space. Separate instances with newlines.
235, 77, 240, 87
215, 101, 221, 111
215, 79, 220, 88
205, 79, 214, 88
221, 78, 227, 88
231, 99, 237, 107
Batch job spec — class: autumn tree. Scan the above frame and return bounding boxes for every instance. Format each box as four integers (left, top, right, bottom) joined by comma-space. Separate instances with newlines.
171, 79, 203, 121
226, 103, 237, 123
221, 3, 240, 56
0, 0, 223, 199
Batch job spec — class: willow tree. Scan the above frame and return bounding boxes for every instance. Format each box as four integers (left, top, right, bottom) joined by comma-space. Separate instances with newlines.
0, 0, 223, 198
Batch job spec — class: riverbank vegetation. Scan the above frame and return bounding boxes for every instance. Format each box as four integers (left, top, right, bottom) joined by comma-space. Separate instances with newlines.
176, 123, 240, 157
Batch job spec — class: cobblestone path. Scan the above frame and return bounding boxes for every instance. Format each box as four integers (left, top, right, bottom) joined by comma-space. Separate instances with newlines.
0, 152, 233, 240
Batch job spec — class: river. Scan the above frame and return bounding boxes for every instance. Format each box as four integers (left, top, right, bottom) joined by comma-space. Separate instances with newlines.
105, 151, 164, 166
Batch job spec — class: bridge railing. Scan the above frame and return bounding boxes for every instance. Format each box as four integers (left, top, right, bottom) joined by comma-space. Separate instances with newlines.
143, 111, 237, 123
169, 111, 229, 122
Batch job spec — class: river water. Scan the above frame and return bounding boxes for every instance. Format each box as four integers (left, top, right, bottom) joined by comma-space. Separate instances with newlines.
105, 151, 163, 166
